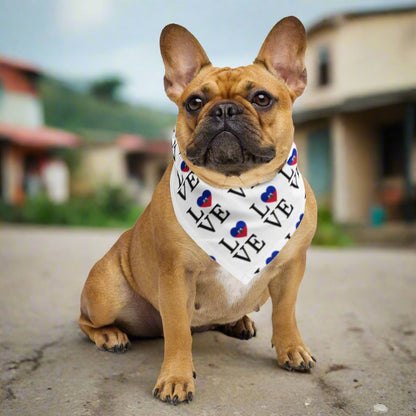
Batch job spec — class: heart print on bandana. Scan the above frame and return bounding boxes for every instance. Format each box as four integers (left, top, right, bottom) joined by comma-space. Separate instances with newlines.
287, 148, 297, 166
261, 186, 277, 203
181, 161, 190, 172
230, 221, 247, 238
197, 190, 212, 207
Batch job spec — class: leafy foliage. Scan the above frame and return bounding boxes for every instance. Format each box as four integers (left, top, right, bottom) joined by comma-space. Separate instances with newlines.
0, 186, 142, 228
313, 207, 353, 246
89, 76, 124, 101
40, 76, 176, 141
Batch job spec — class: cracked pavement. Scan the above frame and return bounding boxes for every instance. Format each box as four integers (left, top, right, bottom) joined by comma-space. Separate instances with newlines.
1, 225, 415, 415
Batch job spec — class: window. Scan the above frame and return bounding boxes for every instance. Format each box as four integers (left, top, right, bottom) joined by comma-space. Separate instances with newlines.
317, 47, 331, 87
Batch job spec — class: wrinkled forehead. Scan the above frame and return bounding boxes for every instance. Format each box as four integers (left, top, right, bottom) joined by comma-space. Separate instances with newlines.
184, 65, 290, 100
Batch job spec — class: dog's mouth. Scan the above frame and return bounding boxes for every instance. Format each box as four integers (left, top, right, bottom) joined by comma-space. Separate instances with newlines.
187, 129, 275, 176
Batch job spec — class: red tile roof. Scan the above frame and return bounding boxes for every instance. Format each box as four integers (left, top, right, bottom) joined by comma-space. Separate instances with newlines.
117, 134, 170, 154
0, 124, 80, 148
0, 57, 40, 74
117, 134, 147, 151
146, 141, 171, 154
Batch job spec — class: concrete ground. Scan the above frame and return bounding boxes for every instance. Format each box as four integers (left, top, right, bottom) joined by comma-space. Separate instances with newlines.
0, 225, 415, 416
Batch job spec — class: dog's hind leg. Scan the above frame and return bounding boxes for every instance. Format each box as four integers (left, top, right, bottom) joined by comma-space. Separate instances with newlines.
78, 230, 163, 352
78, 254, 133, 352
215, 315, 257, 340
78, 230, 162, 352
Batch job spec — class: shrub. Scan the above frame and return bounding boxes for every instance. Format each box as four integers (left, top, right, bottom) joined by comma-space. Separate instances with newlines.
0, 186, 143, 228
313, 207, 353, 246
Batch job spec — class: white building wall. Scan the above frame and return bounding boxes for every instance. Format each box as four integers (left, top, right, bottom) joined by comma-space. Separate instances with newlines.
0, 91, 44, 127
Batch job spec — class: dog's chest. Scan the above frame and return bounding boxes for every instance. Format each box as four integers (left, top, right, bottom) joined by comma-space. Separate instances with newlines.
191, 263, 269, 326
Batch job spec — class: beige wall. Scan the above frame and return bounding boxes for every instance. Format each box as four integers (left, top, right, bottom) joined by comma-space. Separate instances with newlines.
72, 145, 170, 206
331, 114, 378, 223
296, 11, 416, 113
296, 27, 340, 111
337, 13, 416, 97
72, 144, 127, 195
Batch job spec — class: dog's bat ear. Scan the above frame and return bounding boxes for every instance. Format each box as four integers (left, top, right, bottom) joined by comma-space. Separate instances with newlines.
255, 16, 307, 100
160, 24, 211, 103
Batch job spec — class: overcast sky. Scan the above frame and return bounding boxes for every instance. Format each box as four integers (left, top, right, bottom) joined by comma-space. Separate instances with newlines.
1, 0, 415, 110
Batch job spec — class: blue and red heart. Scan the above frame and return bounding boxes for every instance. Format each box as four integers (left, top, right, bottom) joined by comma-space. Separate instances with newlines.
266, 250, 279, 264
197, 190, 212, 207
230, 221, 247, 238
296, 213, 304, 229
287, 148, 297, 166
181, 161, 190, 172
261, 186, 277, 203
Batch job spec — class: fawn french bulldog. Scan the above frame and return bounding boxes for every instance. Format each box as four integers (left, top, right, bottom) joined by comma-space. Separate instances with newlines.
79, 16, 317, 405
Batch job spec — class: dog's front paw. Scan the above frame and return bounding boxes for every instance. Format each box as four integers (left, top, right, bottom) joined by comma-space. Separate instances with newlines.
153, 365, 195, 405
273, 338, 316, 372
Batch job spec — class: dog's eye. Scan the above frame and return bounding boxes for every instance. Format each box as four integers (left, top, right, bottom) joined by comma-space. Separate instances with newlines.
251, 92, 272, 108
186, 95, 204, 113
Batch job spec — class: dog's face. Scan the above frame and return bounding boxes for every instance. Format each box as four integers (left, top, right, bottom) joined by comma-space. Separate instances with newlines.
160, 17, 307, 188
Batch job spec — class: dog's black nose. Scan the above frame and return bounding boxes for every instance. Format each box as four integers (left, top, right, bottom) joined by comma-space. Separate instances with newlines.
210, 101, 243, 118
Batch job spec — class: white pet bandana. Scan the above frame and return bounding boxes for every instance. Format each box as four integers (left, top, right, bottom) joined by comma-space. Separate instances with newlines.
170, 133, 306, 285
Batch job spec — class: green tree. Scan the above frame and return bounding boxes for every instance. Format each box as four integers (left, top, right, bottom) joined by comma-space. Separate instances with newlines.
89, 76, 124, 101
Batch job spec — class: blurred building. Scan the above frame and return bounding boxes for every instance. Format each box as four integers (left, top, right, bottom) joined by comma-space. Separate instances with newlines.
0, 57, 80, 204
295, 6, 416, 224
71, 129, 170, 205
0, 57, 172, 207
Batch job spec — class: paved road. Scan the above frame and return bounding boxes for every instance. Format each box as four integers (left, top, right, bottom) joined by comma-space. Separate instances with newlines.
0, 225, 415, 416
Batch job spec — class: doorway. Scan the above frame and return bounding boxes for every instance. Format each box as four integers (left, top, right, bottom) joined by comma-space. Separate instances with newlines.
378, 122, 406, 220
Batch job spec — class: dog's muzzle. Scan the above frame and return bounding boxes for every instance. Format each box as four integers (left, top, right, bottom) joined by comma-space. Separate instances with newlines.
186, 100, 275, 176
